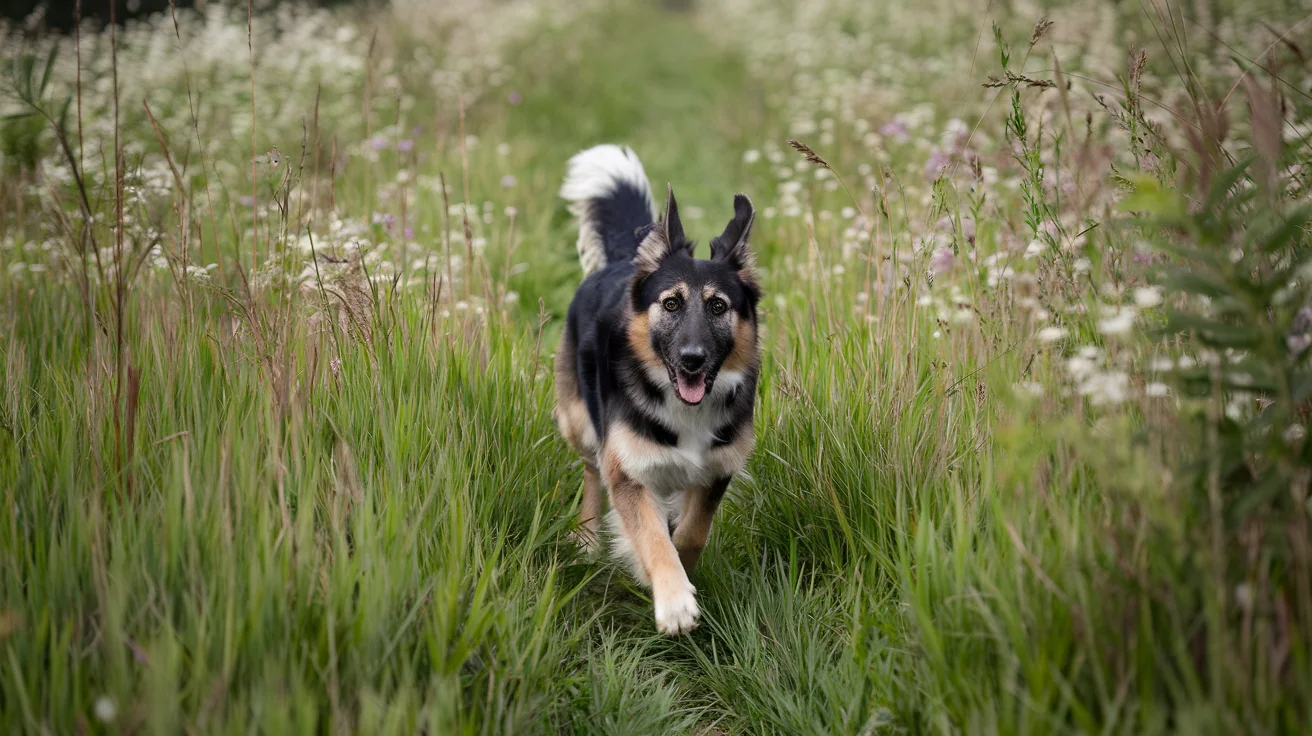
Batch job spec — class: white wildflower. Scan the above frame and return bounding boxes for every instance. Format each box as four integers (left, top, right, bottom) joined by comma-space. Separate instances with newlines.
1037, 326, 1067, 343
94, 696, 116, 723
1284, 424, 1307, 445
1134, 286, 1163, 308
1098, 307, 1137, 336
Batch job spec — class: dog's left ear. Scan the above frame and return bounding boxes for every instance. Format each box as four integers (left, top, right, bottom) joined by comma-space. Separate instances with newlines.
710, 194, 758, 287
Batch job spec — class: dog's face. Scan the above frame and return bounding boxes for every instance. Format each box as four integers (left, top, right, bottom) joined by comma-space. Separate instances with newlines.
630, 188, 760, 405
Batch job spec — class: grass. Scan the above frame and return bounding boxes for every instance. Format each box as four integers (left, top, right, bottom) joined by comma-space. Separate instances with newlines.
2, 0, 1311, 732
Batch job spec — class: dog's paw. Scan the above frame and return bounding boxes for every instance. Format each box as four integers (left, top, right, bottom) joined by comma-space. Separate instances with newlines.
653, 580, 700, 636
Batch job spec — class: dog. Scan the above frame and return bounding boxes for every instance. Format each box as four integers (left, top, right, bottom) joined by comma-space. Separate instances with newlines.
554, 144, 761, 635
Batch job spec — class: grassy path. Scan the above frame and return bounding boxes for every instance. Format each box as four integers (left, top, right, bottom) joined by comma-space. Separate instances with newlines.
8, 0, 1303, 731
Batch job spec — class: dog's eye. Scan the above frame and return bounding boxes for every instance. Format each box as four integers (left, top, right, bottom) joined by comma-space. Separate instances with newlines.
662, 297, 681, 312
707, 297, 727, 315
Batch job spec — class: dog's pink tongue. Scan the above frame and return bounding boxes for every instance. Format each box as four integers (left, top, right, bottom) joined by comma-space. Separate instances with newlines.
676, 372, 707, 404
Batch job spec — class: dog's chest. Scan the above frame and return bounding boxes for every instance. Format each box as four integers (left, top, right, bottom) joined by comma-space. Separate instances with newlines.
639, 405, 724, 493
617, 375, 749, 495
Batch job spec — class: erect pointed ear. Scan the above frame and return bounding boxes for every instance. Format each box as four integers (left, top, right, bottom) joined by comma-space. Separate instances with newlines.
709, 194, 758, 284
662, 184, 690, 255
634, 184, 693, 279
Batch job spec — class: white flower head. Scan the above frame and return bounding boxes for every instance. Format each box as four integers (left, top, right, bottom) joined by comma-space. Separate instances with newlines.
94, 696, 117, 723
1037, 326, 1067, 343
1098, 307, 1138, 336
1134, 286, 1163, 308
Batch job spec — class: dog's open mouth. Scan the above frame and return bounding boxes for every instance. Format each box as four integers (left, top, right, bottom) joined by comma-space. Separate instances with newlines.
670, 367, 710, 405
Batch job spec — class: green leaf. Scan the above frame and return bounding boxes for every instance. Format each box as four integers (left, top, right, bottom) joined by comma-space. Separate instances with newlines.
38, 47, 58, 98
1117, 173, 1186, 220
1258, 205, 1311, 254
1165, 312, 1263, 348
1204, 158, 1252, 210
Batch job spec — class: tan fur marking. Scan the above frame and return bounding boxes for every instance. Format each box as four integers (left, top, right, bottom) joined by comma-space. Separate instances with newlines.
702, 284, 729, 304
602, 451, 690, 594
672, 486, 717, 572
659, 284, 690, 303
576, 464, 603, 551
627, 312, 664, 370
553, 335, 598, 458
710, 424, 755, 476
634, 228, 671, 279
721, 317, 759, 373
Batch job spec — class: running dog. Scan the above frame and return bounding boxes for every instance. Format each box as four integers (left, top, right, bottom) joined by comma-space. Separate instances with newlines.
554, 144, 761, 635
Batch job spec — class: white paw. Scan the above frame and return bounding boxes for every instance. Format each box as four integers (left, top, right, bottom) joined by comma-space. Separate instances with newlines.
653, 581, 700, 636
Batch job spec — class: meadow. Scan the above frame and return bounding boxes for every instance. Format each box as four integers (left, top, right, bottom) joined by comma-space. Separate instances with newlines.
2, 0, 1311, 732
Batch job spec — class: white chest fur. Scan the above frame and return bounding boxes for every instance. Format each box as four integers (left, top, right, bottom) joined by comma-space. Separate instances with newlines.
609, 369, 751, 496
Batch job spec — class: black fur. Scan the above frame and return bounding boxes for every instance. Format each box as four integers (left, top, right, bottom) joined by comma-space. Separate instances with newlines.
563, 187, 760, 446
588, 179, 656, 267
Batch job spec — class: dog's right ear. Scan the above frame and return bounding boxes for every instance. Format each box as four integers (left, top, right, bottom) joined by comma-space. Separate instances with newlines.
634, 184, 692, 279
710, 194, 758, 289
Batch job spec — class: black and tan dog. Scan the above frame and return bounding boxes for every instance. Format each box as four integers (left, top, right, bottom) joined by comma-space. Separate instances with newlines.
554, 145, 761, 635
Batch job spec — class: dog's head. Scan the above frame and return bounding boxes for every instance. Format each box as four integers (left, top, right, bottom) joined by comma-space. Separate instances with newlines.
629, 186, 761, 406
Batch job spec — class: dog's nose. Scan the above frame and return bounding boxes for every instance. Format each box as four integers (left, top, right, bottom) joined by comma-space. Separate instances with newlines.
679, 347, 707, 373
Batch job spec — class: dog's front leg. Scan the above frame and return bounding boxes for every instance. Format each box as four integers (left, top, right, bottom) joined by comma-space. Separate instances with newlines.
673, 476, 731, 572
603, 452, 699, 635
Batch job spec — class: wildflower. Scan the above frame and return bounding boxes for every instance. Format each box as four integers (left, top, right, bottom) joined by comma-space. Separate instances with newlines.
1150, 357, 1174, 372
923, 149, 950, 180
1145, 382, 1170, 397
1284, 424, 1307, 445
1133, 286, 1162, 308
1037, 326, 1067, 343
507, 91, 522, 105
94, 696, 116, 724
497, 142, 511, 156
930, 247, 954, 275
1072, 257, 1091, 273
1024, 239, 1046, 258
880, 120, 908, 143
1098, 307, 1137, 336
369, 136, 389, 150
1013, 381, 1044, 397
500, 174, 517, 189
841, 207, 856, 219
396, 139, 415, 152
1079, 370, 1129, 406
742, 149, 761, 164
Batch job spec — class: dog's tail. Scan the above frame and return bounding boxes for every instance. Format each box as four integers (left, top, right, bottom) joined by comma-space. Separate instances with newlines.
559, 144, 656, 276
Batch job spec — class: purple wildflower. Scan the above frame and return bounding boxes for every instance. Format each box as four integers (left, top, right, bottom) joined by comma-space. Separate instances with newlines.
239, 195, 255, 207
930, 247, 955, 275
501, 174, 517, 189
507, 91, 522, 105
924, 149, 950, 180
397, 139, 415, 152
881, 120, 908, 142
369, 136, 388, 150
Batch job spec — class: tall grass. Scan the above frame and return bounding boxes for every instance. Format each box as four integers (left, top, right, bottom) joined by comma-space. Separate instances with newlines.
2, 0, 1310, 732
